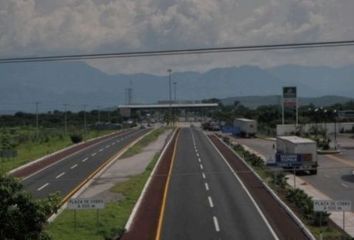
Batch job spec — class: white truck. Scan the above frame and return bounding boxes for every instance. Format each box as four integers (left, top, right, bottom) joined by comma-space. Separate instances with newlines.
276, 136, 318, 175
233, 118, 257, 137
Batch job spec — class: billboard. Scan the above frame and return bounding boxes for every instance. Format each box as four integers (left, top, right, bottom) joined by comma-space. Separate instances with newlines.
283, 87, 297, 108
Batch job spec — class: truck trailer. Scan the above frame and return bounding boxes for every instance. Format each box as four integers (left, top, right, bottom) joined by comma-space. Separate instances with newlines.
276, 136, 318, 175
233, 118, 257, 137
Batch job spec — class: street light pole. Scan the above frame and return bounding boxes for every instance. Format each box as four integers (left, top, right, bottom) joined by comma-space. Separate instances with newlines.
83, 104, 87, 135
97, 106, 101, 123
64, 104, 69, 135
168, 69, 172, 125
173, 81, 177, 101
35, 102, 40, 139
334, 109, 337, 150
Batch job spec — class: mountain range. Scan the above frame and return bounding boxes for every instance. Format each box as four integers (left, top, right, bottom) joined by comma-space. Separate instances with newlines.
0, 61, 354, 113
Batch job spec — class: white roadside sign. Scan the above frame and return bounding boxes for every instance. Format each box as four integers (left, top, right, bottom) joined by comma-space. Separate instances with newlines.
313, 200, 351, 212
67, 198, 105, 210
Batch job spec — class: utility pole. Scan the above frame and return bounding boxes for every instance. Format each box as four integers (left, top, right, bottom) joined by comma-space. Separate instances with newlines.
173, 81, 177, 101
83, 104, 87, 135
35, 102, 40, 139
97, 106, 101, 123
168, 69, 172, 125
64, 104, 69, 135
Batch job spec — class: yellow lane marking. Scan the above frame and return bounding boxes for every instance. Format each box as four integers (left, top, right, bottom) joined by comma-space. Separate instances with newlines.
326, 154, 354, 168
60, 129, 151, 205
155, 129, 180, 240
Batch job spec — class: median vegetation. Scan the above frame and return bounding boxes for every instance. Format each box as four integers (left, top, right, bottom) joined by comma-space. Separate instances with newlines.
120, 127, 167, 158
46, 128, 168, 240
0, 127, 118, 174
46, 153, 160, 240
223, 137, 350, 239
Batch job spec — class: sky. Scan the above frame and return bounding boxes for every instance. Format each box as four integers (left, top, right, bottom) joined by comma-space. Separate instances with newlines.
1, 0, 354, 74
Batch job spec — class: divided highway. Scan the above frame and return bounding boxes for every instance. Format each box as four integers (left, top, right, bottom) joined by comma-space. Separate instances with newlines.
22, 128, 150, 199
159, 128, 276, 239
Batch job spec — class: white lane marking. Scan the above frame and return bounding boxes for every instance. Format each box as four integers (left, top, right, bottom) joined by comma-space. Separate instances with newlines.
198, 157, 201, 163
213, 216, 220, 232
202, 172, 206, 179
200, 164, 204, 170
342, 183, 349, 188
205, 182, 210, 191
207, 135, 279, 240
37, 183, 49, 191
91, 152, 97, 156
99, 148, 104, 152
105, 145, 110, 148
55, 172, 65, 179
208, 196, 214, 208
196, 153, 200, 157
70, 164, 78, 169
82, 157, 88, 162
112, 142, 116, 145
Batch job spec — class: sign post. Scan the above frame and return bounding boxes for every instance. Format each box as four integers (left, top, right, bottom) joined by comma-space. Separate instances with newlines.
313, 199, 351, 235
67, 198, 105, 230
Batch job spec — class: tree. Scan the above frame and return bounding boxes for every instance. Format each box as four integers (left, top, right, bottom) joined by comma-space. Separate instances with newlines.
0, 175, 60, 240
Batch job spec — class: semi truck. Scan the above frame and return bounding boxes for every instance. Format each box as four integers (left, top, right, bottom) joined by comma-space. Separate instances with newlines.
233, 118, 257, 137
275, 136, 318, 175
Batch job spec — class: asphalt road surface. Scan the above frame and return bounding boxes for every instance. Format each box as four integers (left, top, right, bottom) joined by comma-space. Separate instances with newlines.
22, 128, 150, 198
160, 128, 276, 240
235, 136, 354, 208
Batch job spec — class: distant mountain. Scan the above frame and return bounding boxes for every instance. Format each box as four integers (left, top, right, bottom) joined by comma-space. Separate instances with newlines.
1, 62, 354, 113
221, 95, 354, 108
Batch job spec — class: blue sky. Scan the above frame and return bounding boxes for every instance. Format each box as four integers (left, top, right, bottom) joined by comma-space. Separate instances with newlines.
1, 0, 354, 74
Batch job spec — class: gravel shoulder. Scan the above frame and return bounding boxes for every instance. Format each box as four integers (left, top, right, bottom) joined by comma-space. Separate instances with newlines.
78, 129, 172, 202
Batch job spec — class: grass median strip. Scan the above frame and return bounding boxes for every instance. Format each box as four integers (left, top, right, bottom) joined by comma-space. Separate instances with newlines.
46, 128, 167, 240
120, 128, 167, 159
46, 153, 160, 240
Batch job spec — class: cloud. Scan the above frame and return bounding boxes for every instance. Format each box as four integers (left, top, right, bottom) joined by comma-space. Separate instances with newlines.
1, 0, 354, 73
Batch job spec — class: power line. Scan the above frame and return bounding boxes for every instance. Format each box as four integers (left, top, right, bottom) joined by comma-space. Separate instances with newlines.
1, 40, 354, 63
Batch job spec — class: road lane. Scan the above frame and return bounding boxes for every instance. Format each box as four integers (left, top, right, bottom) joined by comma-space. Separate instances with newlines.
23, 128, 150, 198
160, 128, 275, 240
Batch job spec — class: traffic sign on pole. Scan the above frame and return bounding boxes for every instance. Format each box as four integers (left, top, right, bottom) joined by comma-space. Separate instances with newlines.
67, 198, 105, 210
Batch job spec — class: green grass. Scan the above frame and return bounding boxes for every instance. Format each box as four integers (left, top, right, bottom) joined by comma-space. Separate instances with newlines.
120, 127, 166, 159
46, 153, 160, 240
0, 129, 118, 174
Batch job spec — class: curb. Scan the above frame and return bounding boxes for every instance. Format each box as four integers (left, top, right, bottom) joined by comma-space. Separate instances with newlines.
317, 150, 341, 154
205, 132, 279, 240
8, 129, 129, 176
124, 128, 177, 231
48, 128, 151, 222
215, 134, 316, 240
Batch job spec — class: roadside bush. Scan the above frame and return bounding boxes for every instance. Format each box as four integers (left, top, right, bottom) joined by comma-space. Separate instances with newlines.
286, 188, 330, 226
311, 211, 330, 226
271, 172, 288, 189
70, 134, 83, 144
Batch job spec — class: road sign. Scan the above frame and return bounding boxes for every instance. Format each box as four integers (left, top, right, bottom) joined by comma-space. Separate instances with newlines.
313, 200, 351, 212
67, 198, 105, 210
